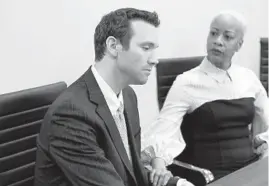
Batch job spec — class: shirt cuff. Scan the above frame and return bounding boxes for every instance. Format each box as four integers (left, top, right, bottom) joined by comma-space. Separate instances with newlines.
176, 177, 188, 186
256, 131, 268, 144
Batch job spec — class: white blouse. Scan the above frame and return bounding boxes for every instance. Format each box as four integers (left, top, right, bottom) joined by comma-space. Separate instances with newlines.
141, 57, 269, 165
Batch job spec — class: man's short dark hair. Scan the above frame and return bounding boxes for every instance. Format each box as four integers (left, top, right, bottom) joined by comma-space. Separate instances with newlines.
94, 8, 160, 61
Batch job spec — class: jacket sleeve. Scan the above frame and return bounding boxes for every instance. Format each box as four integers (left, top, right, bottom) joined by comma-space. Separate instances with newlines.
48, 102, 126, 186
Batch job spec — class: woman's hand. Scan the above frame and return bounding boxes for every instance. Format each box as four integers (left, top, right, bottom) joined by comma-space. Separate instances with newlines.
254, 136, 268, 159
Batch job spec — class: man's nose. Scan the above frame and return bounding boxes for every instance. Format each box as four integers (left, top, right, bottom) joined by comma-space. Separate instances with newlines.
148, 52, 159, 65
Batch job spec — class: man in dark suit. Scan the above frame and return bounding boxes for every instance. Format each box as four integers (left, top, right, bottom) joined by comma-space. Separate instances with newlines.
34, 8, 180, 186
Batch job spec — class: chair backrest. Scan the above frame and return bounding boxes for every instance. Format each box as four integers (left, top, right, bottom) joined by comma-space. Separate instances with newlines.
156, 56, 204, 109
260, 38, 268, 94
0, 82, 67, 186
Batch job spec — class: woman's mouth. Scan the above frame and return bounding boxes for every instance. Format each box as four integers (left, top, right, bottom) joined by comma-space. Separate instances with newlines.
211, 48, 223, 56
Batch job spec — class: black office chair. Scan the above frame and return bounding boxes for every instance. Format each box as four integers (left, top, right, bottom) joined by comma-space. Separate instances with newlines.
260, 38, 268, 94
156, 56, 215, 185
156, 56, 204, 109
0, 82, 67, 186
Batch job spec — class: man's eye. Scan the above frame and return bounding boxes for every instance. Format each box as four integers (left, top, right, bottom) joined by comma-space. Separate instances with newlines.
142, 46, 150, 51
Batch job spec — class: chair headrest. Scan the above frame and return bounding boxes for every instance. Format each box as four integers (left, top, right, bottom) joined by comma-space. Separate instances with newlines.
156, 56, 204, 109
0, 82, 67, 116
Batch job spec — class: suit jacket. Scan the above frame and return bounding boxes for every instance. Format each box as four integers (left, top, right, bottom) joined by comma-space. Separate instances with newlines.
34, 67, 149, 186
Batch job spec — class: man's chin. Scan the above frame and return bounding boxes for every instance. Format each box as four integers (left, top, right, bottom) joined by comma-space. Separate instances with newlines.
132, 77, 148, 85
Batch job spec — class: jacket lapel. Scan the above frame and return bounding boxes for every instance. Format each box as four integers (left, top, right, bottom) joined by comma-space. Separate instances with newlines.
123, 91, 149, 186
122, 91, 138, 159
83, 67, 137, 184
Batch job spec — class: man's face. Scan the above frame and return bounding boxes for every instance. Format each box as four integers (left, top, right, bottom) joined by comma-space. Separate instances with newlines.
117, 20, 159, 85
206, 14, 244, 65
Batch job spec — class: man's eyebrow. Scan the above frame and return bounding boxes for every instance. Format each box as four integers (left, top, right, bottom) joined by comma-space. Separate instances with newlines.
140, 42, 159, 48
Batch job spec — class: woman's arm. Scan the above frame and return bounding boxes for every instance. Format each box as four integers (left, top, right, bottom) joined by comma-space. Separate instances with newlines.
251, 72, 269, 157
141, 75, 191, 168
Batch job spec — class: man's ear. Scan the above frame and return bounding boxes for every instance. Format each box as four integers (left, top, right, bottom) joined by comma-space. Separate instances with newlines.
115, 44, 123, 51
106, 36, 121, 57
236, 38, 244, 52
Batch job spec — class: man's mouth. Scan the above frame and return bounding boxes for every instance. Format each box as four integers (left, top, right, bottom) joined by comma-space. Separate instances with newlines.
144, 68, 151, 72
143, 69, 152, 74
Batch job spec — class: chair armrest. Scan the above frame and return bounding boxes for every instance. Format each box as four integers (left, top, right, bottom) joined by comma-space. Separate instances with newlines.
172, 160, 214, 184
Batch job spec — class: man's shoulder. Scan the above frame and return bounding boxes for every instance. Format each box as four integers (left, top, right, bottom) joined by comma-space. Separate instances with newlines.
46, 79, 92, 118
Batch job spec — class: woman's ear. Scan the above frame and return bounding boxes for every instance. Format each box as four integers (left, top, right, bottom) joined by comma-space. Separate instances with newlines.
236, 38, 244, 52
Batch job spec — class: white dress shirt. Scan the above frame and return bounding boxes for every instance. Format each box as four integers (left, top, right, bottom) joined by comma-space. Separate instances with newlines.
142, 57, 269, 165
92, 66, 124, 117
92, 66, 132, 160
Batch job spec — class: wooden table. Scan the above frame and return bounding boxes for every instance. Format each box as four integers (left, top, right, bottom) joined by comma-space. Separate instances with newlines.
207, 157, 268, 186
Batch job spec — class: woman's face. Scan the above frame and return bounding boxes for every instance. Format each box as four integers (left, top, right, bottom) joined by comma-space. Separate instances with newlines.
206, 14, 244, 68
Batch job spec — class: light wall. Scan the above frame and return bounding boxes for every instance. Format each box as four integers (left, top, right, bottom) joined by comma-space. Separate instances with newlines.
0, 0, 268, 131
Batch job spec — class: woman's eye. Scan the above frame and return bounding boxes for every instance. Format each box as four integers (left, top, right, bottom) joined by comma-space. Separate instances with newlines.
210, 31, 217, 36
225, 35, 233, 41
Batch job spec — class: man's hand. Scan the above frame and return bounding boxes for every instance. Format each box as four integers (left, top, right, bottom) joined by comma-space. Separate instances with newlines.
254, 136, 268, 159
150, 168, 173, 186
149, 158, 195, 186
150, 158, 172, 186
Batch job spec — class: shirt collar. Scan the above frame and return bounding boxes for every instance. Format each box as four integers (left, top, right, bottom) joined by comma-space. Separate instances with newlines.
199, 57, 234, 83
91, 65, 124, 114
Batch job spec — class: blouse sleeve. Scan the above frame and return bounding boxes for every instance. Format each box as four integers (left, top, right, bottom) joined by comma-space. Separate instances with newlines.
251, 71, 269, 144
141, 75, 191, 165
